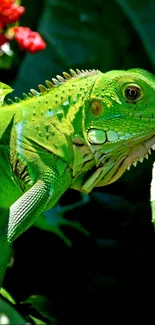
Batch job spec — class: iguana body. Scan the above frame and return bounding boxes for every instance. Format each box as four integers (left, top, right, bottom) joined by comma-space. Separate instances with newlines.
0, 68, 155, 287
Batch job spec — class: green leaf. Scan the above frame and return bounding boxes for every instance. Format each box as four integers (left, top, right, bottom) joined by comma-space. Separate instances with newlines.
0, 53, 14, 70
23, 295, 57, 324
0, 296, 27, 324
28, 315, 47, 325
0, 288, 15, 305
115, 0, 155, 68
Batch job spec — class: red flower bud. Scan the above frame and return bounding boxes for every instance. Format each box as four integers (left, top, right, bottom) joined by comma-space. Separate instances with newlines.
0, 0, 14, 12
13, 27, 46, 53
0, 4, 25, 26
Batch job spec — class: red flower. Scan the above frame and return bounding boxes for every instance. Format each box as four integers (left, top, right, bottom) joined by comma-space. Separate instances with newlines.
0, 3, 25, 26
0, 1, 46, 53
0, 31, 9, 45
13, 27, 46, 53
0, 0, 13, 12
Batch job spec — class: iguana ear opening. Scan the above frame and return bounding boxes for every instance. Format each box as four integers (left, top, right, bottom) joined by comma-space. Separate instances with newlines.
82, 99, 105, 145
0, 82, 13, 105
90, 100, 102, 116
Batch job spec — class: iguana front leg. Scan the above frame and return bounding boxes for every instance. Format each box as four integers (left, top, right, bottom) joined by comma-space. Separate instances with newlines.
0, 164, 71, 288
34, 193, 90, 246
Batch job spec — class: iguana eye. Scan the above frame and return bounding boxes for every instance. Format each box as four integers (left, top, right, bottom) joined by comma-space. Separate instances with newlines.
90, 100, 102, 116
124, 84, 142, 101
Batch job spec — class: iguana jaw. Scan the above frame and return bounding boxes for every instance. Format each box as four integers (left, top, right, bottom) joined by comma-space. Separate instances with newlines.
107, 134, 155, 185
81, 133, 155, 193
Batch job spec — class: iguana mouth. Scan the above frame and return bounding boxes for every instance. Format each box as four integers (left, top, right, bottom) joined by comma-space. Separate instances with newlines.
108, 134, 155, 184
81, 134, 155, 193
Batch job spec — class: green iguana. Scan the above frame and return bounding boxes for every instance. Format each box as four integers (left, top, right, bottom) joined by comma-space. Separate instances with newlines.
0, 67, 155, 288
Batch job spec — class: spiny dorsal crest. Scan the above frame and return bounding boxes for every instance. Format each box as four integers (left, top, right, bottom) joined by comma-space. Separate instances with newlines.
29, 68, 101, 96
6, 69, 101, 104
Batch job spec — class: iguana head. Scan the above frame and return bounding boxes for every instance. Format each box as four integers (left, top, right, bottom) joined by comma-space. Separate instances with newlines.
81, 69, 155, 192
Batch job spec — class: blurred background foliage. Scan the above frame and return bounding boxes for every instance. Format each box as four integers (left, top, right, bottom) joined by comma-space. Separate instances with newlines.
1, 0, 155, 323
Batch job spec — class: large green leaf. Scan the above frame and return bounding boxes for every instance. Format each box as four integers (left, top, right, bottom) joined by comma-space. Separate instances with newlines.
0, 295, 26, 324
115, 0, 155, 68
11, 0, 150, 96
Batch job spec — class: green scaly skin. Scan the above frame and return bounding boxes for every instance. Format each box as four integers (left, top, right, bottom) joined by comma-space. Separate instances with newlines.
0, 68, 155, 288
